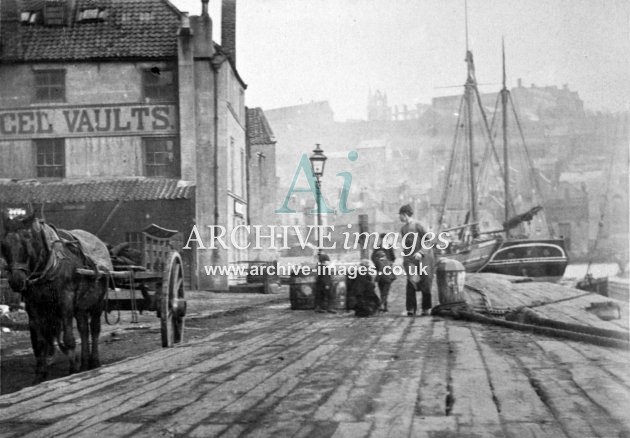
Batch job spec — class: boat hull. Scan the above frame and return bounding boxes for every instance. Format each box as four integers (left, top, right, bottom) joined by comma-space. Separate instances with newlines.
481, 239, 569, 281
436, 237, 503, 273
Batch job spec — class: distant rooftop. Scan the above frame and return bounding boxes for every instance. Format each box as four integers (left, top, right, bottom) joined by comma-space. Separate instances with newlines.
246, 107, 276, 145
264, 101, 335, 123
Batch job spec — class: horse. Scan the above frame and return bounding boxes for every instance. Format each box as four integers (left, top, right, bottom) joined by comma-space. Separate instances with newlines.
0, 213, 109, 383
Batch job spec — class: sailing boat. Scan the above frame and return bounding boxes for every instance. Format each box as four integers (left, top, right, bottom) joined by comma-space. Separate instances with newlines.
434, 42, 503, 272
478, 41, 569, 281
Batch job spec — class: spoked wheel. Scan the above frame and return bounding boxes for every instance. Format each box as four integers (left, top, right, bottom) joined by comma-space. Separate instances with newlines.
160, 251, 186, 347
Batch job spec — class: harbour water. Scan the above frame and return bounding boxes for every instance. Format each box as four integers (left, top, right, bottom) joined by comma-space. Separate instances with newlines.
562, 263, 624, 282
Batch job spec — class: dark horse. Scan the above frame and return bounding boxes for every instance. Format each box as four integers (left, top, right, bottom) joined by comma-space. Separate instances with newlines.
0, 213, 108, 383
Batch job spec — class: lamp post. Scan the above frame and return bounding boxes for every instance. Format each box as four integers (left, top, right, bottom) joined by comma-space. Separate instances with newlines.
309, 144, 327, 256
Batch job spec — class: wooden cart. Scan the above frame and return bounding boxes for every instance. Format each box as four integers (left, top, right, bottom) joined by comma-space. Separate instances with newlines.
81, 224, 187, 347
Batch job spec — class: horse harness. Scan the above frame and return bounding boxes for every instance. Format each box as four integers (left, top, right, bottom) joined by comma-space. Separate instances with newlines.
15, 220, 98, 288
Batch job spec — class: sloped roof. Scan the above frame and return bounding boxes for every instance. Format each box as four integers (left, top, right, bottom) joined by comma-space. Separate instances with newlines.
246, 107, 276, 145
0, 0, 182, 62
0, 178, 195, 204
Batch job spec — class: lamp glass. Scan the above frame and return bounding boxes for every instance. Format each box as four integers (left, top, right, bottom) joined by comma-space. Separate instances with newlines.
309, 145, 327, 178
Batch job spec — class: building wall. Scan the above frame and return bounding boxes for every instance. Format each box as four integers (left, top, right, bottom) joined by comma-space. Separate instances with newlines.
65, 137, 143, 177
0, 62, 172, 107
0, 61, 179, 179
222, 65, 248, 275
247, 141, 278, 261
0, 140, 34, 178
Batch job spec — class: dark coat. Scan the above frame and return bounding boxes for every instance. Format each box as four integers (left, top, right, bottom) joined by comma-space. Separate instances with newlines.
371, 248, 396, 284
352, 273, 380, 317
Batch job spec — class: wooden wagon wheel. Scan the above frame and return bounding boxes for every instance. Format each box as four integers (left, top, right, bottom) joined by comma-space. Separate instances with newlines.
160, 251, 186, 347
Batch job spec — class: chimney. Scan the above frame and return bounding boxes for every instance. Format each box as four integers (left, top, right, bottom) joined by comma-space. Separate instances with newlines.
191, 0, 213, 58
517, 78, 522, 88
221, 0, 236, 64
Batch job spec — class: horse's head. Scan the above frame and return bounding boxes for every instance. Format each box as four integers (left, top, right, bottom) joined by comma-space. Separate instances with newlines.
0, 213, 46, 293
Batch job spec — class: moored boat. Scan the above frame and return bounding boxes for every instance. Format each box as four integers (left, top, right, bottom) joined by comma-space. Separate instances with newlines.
477, 41, 568, 281
482, 238, 569, 282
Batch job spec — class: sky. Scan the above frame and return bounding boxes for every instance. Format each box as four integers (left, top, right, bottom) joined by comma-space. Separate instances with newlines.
171, 0, 630, 121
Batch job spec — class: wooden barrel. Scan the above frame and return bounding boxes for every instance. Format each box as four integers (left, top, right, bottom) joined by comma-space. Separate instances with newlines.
289, 269, 316, 310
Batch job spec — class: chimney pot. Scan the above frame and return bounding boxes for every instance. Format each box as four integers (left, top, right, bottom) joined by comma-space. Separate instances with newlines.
221, 0, 236, 64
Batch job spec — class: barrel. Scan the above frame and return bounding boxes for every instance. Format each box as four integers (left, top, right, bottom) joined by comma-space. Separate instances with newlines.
436, 258, 466, 305
289, 270, 347, 311
289, 267, 317, 310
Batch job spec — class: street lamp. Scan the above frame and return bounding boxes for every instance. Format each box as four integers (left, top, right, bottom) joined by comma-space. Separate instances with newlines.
309, 144, 327, 256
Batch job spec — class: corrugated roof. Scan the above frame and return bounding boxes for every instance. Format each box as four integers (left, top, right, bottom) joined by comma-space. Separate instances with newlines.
0, 0, 182, 62
246, 107, 275, 145
0, 178, 195, 204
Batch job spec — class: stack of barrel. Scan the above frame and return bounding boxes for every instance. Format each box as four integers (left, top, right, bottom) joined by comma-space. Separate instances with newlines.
289, 267, 347, 311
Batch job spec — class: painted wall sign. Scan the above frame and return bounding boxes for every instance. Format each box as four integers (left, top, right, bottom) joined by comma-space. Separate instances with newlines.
0, 103, 177, 140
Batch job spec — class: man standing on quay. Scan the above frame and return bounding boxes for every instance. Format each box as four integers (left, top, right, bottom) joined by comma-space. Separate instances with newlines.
399, 204, 434, 316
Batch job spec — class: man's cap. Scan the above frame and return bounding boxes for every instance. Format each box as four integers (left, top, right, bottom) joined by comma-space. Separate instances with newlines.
399, 204, 413, 216
318, 253, 331, 262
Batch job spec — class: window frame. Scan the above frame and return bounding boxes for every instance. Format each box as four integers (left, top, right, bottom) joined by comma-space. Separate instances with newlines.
143, 137, 181, 178
35, 138, 65, 178
34, 69, 66, 103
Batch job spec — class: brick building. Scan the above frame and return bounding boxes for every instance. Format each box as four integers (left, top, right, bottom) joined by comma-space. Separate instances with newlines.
0, 0, 249, 291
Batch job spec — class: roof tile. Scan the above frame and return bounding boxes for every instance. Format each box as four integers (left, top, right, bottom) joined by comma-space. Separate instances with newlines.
0, 178, 195, 204
246, 107, 276, 145
1, 0, 181, 61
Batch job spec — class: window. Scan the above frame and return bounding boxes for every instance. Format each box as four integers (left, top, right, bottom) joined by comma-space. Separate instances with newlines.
143, 69, 176, 102
77, 8, 108, 22
229, 136, 235, 192
34, 70, 65, 102
36, 139, 65, 178
240, 146, 246, 197
144, 138, 180, 178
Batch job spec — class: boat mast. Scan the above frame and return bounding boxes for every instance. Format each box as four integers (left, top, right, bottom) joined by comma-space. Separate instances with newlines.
464, 0, 478, 232
501, 38, 510, 236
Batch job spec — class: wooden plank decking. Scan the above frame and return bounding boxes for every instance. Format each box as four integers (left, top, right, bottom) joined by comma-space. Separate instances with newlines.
0, 275, 628, 437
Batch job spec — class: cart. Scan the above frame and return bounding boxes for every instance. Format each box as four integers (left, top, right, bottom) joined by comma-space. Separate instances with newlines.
78, 224, 186, 347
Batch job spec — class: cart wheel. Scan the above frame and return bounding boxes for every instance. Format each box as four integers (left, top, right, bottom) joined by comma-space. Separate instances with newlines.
160, 251, 186, 347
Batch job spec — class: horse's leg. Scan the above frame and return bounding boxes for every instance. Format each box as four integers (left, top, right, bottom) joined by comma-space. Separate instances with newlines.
75, 311, 90, 372
88, 307, 102, 369
26, 303, 48, 383
89, 280, 106, 369
29, 319, 48, 383
60, 292, 79, 375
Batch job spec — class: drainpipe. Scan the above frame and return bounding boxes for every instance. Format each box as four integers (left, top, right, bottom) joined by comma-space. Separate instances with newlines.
211, 54, 226, 249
